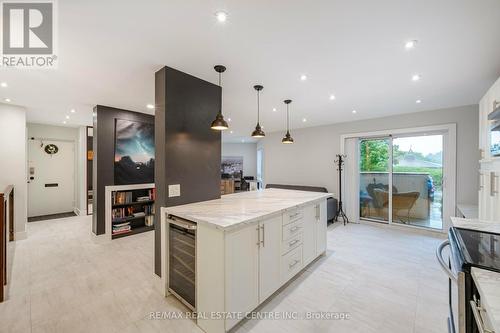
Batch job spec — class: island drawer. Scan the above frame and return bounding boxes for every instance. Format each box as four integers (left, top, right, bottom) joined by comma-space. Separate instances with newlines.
282, 220, 303, 240
281, 245, 303, 282
283, 208, 304, 226
282, 232, 302, 255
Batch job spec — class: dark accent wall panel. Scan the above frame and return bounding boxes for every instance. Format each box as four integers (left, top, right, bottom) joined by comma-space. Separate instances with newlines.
92, 105, 154, 235
155, 66, 221, 275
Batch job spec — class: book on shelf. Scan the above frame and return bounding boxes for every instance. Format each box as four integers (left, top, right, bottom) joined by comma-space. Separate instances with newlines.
112, 229, 131, 235
112, 223, 131, 234
133, 212, 146, 218
113, 222, 130, 228
148, 188, 156, 201
112, 191, 133, 205
136, 196, 151, 202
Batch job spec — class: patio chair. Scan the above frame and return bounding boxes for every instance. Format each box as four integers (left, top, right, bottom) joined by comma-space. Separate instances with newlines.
372, 189, 420, 223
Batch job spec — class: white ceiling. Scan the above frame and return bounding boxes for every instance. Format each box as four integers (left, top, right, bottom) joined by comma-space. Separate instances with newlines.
2, 0, 500, 143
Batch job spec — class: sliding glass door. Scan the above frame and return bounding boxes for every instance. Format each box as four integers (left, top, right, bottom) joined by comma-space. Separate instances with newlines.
359, 138, 391, 223
358, 133, 444, 230
392, 134, 443, 229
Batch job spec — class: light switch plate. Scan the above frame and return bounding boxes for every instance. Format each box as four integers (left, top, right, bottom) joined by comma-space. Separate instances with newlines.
168, 184, 181, 197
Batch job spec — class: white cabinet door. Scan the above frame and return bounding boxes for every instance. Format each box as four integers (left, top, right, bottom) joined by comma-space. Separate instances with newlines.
479, 171, 487, 220
258, 215, 282, 302
491, 172, 500, 221
479, 96, 488, 160
302, 204, 316, 265
316, 200, 327, 256
225, 224, 259, 330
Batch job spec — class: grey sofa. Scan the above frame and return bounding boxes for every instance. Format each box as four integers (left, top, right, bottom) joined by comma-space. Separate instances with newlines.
265, 184, 337, 223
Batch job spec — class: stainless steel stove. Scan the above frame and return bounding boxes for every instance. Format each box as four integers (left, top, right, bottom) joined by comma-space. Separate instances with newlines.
437, 227, 500, 333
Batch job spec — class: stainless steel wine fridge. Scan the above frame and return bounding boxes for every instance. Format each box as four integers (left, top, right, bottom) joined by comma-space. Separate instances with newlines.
168, 215, 197, 310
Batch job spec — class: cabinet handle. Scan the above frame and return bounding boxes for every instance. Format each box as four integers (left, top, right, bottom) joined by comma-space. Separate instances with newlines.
256, 226, 261, 246
261, 224, 265, 247
290, 226, 300, 233
315, 204, 320, 220
289, 239, 300, 247
470, 298, 493, 333
289, 212, 300, 219
480, 173, 484, 190
289, 259, 300, 269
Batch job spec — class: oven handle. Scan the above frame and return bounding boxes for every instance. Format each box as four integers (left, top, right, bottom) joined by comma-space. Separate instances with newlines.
436, 240, 458, 281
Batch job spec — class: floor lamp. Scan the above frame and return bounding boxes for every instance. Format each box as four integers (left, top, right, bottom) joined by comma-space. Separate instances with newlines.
334, 154, 349, 225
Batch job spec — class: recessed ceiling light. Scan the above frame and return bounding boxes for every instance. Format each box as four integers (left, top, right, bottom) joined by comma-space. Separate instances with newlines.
329, 95, 336, 100
227, 117, 231, 122
65, 115, 70, 119
412, 74, 421, 81
302, 118, 307, 122
63, 121, 67, 124
230, 130, 233, 134
416, 99, 422, 104
405, 40, 418, 49
0, 82, 7, 88
70, 109, 76, 113
300, 74, 307, 81
272, 108, 277, 112
215, 11, 227, 23
241, 139, 245, 143
146, 104, 154, 109
352, 110, 357, 114
4, 98, 11, 102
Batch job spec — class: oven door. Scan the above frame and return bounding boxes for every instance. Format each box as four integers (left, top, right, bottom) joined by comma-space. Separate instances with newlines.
437, 239, 466, 333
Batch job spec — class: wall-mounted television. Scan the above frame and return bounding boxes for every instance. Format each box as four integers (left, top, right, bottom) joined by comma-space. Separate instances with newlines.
114, 119, 155, 185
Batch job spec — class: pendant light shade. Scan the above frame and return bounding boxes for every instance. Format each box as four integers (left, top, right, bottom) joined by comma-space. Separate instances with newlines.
211, 65, 229, 131
282, 99, 294, 144
251, 85, 265, 138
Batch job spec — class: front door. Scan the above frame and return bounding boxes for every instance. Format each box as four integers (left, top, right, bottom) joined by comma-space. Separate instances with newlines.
28, 139, 75, 217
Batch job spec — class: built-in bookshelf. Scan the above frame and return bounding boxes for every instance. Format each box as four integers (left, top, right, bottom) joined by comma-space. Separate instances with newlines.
110, 187, 155, 239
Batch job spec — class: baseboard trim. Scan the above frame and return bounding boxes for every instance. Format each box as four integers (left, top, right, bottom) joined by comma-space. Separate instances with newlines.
15, 230, 27, 240
74, 207, 86, 216
358, 219, 446, 237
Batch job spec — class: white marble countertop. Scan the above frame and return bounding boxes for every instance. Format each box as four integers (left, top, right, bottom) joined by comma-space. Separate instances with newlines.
456, 204, 479, 219
451, 217, 500, 233
163, 188, 332, 230
471, 268, 500, 333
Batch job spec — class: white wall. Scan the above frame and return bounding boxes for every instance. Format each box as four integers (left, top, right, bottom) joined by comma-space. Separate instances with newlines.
222, 143, 257, 177
258, 105, 479, 205
0, 104, 27, 238
27, 123, 87, 215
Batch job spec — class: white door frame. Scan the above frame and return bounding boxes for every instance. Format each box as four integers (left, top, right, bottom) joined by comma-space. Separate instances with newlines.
340, 123, 457, 233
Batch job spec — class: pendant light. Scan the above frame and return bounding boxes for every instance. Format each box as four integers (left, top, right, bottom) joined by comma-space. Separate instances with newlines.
211, 65, 229, 131
251, 85, 265, 138
282, 99, 294, 144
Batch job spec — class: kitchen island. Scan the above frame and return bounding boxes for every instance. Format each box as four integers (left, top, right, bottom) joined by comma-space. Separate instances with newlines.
160, 188, 331, 333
